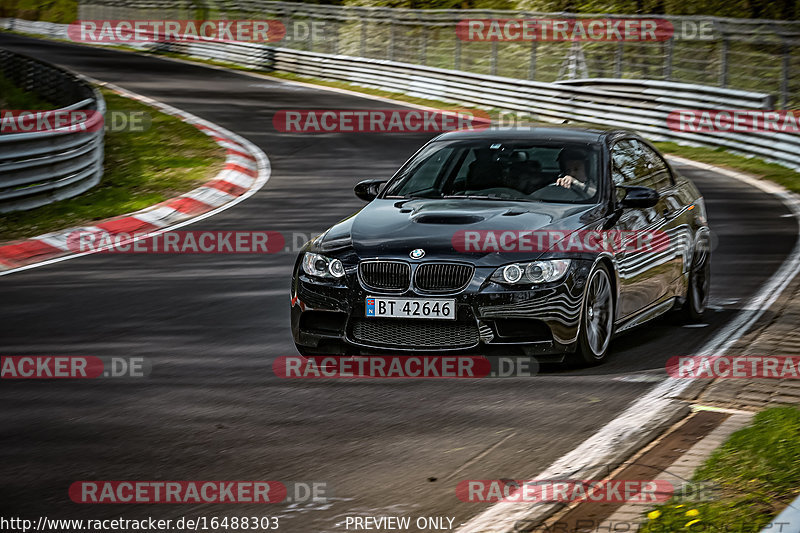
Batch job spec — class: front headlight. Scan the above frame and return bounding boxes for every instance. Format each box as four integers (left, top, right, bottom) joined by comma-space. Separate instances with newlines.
491, 259, 571, 285
302, 252, 345, 279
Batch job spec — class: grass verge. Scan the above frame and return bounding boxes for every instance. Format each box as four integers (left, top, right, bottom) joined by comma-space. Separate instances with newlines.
654, 142, 800, 195
0, 88, 225, 241
641, 407, 800, 533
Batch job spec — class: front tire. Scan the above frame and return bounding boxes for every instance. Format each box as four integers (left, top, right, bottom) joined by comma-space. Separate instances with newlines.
572, 263, 615, 366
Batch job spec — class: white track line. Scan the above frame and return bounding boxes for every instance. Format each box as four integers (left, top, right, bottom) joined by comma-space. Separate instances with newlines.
457, 157, 800, 533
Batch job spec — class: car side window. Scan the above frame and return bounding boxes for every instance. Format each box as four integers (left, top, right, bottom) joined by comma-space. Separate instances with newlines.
611, 139, 671, 191
610, 140, 640, 187
636, 141, 673, 191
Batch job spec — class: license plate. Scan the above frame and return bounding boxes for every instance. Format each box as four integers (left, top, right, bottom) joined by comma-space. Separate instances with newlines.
365, 297, 455, 320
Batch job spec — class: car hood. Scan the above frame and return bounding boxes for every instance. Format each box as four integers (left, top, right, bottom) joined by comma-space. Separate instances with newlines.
316, 198, 601, 265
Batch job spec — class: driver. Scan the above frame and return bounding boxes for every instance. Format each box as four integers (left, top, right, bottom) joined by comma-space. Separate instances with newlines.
555, 148, 596, 197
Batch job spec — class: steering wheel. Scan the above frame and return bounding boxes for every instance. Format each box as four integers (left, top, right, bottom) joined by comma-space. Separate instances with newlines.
536, 182, 590, 200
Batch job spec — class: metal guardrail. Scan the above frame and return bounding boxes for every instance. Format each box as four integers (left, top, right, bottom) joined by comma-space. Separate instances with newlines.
177, 41, 799, 171
0, 48, 105, 213
3, 17, 798, 173
75, 0, 800, 109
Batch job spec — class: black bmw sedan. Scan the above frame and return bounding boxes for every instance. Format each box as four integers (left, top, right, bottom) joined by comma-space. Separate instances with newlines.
290, 127, 711, 364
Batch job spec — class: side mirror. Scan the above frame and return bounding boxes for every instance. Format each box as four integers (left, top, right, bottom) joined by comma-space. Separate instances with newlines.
354, 179, 386, 202
619, 186, 659, 209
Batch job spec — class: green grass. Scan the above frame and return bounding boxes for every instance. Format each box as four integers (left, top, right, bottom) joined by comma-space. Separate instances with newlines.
0, 89, 224, 241
0, 74, 56, 109
641, 407, 800, 533
0, 0, 77, 24
654, 142, 800, 195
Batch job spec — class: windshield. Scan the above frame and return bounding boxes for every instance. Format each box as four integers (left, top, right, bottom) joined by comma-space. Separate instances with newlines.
382, 139, 602, 204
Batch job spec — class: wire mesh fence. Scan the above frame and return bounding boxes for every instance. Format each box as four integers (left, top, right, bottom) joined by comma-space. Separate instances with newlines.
6, 16, 798, 171
76, 0, 799, 108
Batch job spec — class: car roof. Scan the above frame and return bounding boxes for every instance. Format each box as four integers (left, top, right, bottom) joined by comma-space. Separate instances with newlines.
434, 124, 634, 144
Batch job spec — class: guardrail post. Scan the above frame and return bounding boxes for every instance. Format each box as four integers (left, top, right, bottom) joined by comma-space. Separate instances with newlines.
720, 37, 729, 87
420, 25, 427, 66
781, 42, 790, 110
614, 43, 623, 78
388, 19, 396, 61
663, 38, 673, 80
193, 0, 210, 21
360, 19, 367, 58
529, 40, 537, 80
455, 33, 461, 71
491, 40, 498, 76
299, 14, 311, 52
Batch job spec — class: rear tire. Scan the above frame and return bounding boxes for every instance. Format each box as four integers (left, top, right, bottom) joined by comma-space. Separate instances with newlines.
571, 263, 615, 366
683, 236, 711, 322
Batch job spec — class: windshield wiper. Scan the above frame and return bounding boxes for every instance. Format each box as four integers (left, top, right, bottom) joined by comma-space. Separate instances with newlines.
405, 193, 443, 199
443, 195, 538, 203
443, 195, 496, 200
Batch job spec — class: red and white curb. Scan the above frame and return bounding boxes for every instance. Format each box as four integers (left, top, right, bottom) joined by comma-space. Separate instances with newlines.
0, 81, 271, 276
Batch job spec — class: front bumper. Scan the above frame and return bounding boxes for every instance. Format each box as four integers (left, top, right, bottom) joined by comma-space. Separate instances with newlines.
291, 260, 592, 355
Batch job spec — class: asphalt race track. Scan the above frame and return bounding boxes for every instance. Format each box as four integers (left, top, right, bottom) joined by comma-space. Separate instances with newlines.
0, 33, 797, 530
